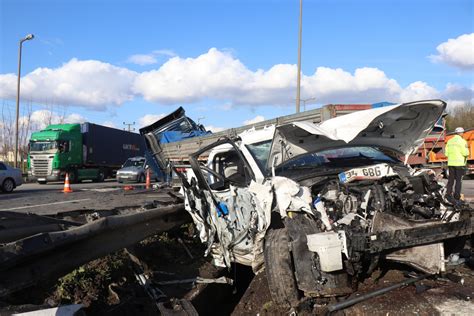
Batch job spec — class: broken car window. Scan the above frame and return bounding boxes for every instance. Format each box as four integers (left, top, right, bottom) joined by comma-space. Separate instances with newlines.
276, 146, 399, 174
245, 140, 272, 172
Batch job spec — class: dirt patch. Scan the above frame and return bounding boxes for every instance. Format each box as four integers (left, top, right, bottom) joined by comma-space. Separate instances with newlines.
232, 272, 285, 315
0, 224, 220, 315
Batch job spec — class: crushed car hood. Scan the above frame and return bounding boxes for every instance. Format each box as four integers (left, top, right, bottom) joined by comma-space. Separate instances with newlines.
268, 100, 446, 169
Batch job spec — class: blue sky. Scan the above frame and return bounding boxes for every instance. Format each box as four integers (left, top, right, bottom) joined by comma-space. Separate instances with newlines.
1, 0, 473, 132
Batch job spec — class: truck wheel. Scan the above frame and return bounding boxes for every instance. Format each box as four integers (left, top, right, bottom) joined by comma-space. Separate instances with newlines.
264, 227, 300, 309
2, 178, 15, 193
37, 180, 47, 185
68, 171, 78, 184
97, 170, 105, 182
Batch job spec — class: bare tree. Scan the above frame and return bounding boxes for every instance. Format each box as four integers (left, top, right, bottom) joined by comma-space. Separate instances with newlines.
445, 102, 474, 132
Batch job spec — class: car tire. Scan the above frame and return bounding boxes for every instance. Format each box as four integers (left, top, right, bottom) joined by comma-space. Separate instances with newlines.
264, 227, 300, 309
138, 174, 145, 183
2, 178, 15, 193
96, 170, 105, 182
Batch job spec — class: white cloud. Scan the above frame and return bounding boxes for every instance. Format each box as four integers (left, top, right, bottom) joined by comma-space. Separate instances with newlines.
64, 113, 87, 124
138, 113, 165, 127
132, 48, 406, 105
152, 49, 176, 57
243, 115, 265, 125
430, 33, 474, 70
102, 121, 117, 128
0, 58, 137, 110
128, 54, 158, 66
20, 110, 87, 130
399, 81, 440, 102
441, 83, 474, 109
127, 50, 177, 66
205, 125, 226, 133
1, 48, 473, 112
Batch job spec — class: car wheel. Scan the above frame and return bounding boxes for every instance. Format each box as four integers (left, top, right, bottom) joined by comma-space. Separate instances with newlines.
264, 227, 300, 309
2, 178, 15, 193
138, 174, 145, 183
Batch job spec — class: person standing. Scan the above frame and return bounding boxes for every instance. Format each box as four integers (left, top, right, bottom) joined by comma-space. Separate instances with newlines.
445, 127, 469, 202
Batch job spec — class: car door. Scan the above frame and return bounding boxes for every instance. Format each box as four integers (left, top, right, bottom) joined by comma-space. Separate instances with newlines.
184, 138, 271, 269
0, 162, 7, 184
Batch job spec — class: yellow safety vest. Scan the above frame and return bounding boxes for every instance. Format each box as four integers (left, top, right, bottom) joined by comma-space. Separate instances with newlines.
445, 135, 469, 166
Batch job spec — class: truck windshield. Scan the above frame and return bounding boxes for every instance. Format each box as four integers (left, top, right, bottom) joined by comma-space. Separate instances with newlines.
29, 141, 58, 153
123, 159, 145, 168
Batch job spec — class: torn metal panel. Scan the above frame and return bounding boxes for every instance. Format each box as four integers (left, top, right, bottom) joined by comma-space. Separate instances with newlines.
372, 212, 446, 274
0, 204, 190, 297
271, 176, 313, 218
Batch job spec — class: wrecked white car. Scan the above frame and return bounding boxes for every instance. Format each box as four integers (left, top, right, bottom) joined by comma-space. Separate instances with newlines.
170, 100, 472, 307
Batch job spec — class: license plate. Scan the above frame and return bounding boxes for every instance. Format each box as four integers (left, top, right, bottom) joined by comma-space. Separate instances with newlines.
338, 163, 397, 183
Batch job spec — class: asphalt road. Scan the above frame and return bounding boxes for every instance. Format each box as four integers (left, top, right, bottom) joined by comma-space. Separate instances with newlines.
0, 179, 172, 215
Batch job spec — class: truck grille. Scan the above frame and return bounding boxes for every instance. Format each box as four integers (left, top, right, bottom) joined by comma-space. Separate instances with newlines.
31, 158, 52, 176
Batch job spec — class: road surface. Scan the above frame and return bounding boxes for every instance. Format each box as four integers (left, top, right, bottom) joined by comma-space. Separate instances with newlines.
0, 179, 172, 215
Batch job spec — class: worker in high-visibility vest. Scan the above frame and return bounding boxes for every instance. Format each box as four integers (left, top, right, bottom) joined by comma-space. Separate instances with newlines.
445, 127, 469, 202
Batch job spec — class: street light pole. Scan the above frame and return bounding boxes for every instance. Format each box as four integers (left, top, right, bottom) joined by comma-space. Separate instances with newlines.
295, 0, 303, 113
301, 97, 316, 112
14, 34, 34, 168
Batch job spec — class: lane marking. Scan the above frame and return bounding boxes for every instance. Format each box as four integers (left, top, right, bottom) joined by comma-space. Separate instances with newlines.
0, 199, 91, 211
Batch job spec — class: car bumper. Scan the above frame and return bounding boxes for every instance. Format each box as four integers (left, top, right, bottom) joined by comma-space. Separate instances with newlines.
116, 174, 139, 182
349, 216, 473, 253
29, 174, 61, 182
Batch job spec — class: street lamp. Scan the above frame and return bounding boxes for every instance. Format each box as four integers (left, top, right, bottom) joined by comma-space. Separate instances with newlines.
14, 33, 34, 168
295, 0, 303, 113
301, 97, 316, 112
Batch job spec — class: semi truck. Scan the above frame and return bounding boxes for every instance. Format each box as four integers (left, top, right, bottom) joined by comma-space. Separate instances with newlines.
28, 123, 145, 184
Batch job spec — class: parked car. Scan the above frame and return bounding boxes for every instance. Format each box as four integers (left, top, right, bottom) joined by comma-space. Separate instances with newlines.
177, 100, 473, 308
116, 157, 156, 183
0, 161, 23, 193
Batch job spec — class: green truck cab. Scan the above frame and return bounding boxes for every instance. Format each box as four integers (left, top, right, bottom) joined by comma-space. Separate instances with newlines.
28, 123, 145, 184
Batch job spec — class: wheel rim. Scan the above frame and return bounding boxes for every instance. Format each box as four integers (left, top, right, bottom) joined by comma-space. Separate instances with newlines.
4, 179, 14, 192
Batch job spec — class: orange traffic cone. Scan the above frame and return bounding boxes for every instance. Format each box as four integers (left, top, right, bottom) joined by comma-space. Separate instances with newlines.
146, 169, 151, 190
62, 173, 73, 193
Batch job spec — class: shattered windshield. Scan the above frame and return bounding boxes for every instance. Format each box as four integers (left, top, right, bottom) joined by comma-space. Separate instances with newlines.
123, 159, 145, 168
245, 140, 272, 172
29, 141, 58, 153
275, 146, 399, 175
